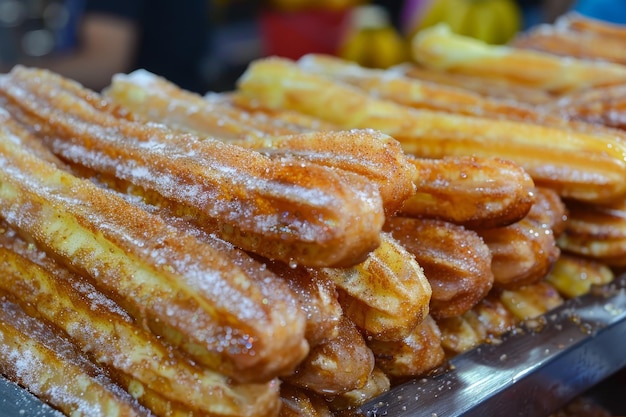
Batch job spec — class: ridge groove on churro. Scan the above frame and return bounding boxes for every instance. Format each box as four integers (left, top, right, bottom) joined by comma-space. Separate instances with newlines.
0, 65, 385, 268
0, 111, 308, 384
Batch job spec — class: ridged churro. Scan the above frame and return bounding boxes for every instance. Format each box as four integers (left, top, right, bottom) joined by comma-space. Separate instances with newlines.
384, 217, 494, 319
401, 155, 535, 228
298, 53, 551, 122
0, 111, 308, 384
236, 57, 626, 203
477, 217, 560, 289
395, 62, 555, 105
412, 24, 626, 94
316, 232, 432, 341
105, 69, 416, 216
513, 13, 626, 66
557, 198, 626, 267
326, 367, 390, 413
0, 226, 282, 416
0, 298, 152, 417
279, 384, 334, 417
544, 253, 614, 299
500, 281, 564, 321
437, 295, 517, 355
367, 315, 445, 379
285, 316, 374, 396
0, 66, 385, 268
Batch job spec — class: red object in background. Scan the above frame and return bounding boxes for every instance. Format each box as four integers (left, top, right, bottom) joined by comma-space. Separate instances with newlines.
259, 9, 350, 59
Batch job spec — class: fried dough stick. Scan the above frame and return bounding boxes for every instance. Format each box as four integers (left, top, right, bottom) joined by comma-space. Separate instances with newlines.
366, 315, 446, 379
499, 281, 564, 321
544, 254, 614, 299
105, 70, 416, 216
437, 295, 518, 355
513, 13, 626, 65
314, 233, 432, 341
395, 63, 555, 105
558, 198, 626, 267
279, 384, 334, 417
297, 54, 551, 122
0, 66, 384, 268
477, 218, 560, 289
0, 297, 153, 417
326, 367, 391, 414
284, 316, 375, 396
384, 217, 494, 319
401, 155, 536, 229
0, 113, 308, 384
258, 259, 343, 348
0, 228, 282, 416
235, 57, 626, 204
411, 24, 626, 94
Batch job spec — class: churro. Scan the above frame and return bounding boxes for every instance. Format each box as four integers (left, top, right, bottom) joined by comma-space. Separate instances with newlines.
0, 297, 152, 417
105, 69, 416, 215
401, 155, 535, 228
384, 217, 494, 319
0, 111, 308, 383
0, 226, 281, 416
0, 65, 385, 268
367, 315, 446, 379
412, 24, 626, 94
285, 316, 374, 396
236, 57, 626, 203
316, 232, 432, 341
557, 198, 626, 267
544, 253, 614, 299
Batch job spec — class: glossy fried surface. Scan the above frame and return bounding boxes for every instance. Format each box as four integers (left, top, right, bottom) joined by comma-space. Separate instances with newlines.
236, 57, 626, 203
412, 24, 626, 94
285, 316, 375, 396
0, 227, 282, 416
317, 232, 432, 341
0, 297, 153, 417
558, 197, 626, 266
544, 253, 614, 299
401, 155, 535, 228
477, 217, 560, 289
367, 315, 445, 379
384, 217, 494, 319
0, 111, 308, 384
105, 70, 416, 216
0, 66, 385, 268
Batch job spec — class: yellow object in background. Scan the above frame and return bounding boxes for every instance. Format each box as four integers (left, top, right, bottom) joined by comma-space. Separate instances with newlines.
338, 5, 409, 68
411, 0, 522, 44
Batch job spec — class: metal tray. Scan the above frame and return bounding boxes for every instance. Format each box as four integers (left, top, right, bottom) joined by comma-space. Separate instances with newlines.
2, 275, 626, 417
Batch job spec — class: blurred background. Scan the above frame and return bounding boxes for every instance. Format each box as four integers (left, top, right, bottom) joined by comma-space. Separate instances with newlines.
0, 0, 619, 93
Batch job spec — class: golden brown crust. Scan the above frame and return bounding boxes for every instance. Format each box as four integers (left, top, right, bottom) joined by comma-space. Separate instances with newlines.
412, 24, 626, 94
0, 297, 153, 417
105, 70, 415, 216
477, 217, 560, 289
499, 281, 564, 321
316, 232, 432, 341
396, 62, 555, 105
558, 197, 626, 266
366, 315, 445, 378
384, 217, 494, 319
284, 316, 374, 396
236, 57, 626, 204
544, 253, 614, 299
0, 111, 308, 384
401, 155, 535, 228
0, 228, 282, 417
0, 65, 385, 268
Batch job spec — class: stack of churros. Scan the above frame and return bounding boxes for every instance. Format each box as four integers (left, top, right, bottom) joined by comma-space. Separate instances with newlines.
2, 17, 626, 414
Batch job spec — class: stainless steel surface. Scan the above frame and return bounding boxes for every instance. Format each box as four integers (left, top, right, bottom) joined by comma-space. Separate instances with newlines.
0, 376, 63, 417
359, 274, 626, 417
